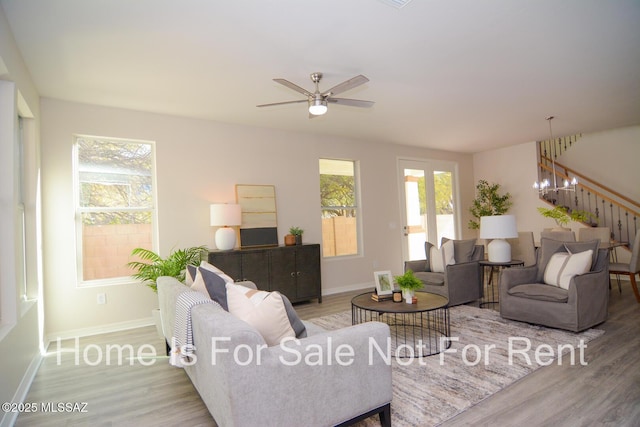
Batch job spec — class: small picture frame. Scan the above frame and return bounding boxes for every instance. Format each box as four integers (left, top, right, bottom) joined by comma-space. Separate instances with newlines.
373, 271, 394, 296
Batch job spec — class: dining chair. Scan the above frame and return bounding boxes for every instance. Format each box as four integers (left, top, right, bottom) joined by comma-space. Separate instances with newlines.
541, 229, 576, 242
609, 230, 640, 303
507, 231, 537, 267
578, 227, 612, 246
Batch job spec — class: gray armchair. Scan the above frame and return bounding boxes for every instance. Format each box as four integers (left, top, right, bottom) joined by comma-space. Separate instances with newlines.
499, 238, 609, 332
404, 239, 484, 306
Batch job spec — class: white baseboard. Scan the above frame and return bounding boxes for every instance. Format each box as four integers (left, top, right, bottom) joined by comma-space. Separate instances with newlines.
0, 351, 43, 427
322, 281, 375, 296
45, 317, 155, 344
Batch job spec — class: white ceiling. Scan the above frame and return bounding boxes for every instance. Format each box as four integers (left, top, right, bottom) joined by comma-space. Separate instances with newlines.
2, 0, 639, 153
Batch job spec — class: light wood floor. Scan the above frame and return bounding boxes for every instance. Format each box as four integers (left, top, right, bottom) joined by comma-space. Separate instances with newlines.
16, 281, 640, 427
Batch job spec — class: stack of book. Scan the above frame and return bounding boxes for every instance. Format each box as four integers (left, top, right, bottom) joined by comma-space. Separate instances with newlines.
371, 293, 393, 302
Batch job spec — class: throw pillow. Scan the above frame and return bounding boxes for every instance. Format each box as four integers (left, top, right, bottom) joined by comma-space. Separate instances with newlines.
197, 267, 230, 310
429, 239, 455, 273
185, 264, 198, 286
543, 249, 593, 289
536, 238, 569, 283
564, 240, 599, 269
199, 260, 235, 284
429, 246, 444, 273
226, 284, 306, 346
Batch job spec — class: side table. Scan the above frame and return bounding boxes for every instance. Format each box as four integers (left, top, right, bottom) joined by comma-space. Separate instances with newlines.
479, 259, 524, 308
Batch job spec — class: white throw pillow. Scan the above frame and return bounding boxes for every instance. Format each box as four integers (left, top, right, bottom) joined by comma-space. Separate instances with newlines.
429, 240, 455, 273
199, 260, 234, 284
226, 283, 296, 346
190, 268, 208, 295
543, 249, 593, 289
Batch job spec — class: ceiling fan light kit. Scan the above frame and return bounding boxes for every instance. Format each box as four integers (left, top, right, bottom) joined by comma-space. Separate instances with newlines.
309, 98, 328, 115
258, 72, 374, 118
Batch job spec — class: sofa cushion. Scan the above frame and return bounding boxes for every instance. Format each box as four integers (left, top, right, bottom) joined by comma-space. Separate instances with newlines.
508, 284, 569, 303
226, 283, 306, 346
536, 238, 571, 282
543, 249, 593, 289
414, 271, 445, 286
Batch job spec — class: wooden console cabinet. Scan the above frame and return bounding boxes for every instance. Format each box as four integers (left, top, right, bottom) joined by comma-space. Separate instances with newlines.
208, 244, 322, 303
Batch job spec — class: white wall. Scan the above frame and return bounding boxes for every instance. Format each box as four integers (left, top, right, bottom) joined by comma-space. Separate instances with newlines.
560, 125, 640, 202
40, 98, 476, 337
0, 6, 42, 426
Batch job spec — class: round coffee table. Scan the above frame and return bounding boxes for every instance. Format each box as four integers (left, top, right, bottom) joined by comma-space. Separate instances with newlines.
351, 291, 450, 357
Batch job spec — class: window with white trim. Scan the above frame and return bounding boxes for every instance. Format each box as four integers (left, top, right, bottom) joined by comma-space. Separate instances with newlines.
74, 135, 157, 285
319, 158, 360, 257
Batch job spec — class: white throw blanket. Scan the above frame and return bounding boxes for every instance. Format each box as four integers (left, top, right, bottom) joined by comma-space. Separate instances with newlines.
170, 290, 220, 368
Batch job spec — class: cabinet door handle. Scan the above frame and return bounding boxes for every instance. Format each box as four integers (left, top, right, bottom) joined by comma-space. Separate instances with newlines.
297, 271, 301, 276
291, 272, 296, 278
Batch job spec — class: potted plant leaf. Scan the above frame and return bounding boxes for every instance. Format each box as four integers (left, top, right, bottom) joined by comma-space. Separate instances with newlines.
537, 206, 594, 229
127, 245, 208, 292
128, 245, 208, 337
468, 180, 512, 229
289, 226, 304, 245
394, 270, 423, 304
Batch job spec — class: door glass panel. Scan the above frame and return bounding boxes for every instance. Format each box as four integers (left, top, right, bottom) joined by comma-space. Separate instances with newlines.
404, 169, 427, 261
434, 170, 455, 243
400, 160, 458, 262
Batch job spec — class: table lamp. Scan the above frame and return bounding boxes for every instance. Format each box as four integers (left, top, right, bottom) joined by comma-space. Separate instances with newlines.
210, 204, 242, 250
479, 215, 518, 262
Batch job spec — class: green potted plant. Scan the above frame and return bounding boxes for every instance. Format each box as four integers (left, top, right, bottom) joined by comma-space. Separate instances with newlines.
394, 270, 423, 304
127, 245, 208, 293
537, 206, 593, 229
468, 180, 512, 229
289, 226, 304, 245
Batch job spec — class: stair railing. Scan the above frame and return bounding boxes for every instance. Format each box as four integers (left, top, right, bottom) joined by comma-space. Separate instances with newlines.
537, 155, 639, 246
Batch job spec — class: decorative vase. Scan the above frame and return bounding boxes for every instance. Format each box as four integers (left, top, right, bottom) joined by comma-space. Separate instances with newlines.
284, 234, 296, 246
295, 235, 302, 245
403, 289, 415, 304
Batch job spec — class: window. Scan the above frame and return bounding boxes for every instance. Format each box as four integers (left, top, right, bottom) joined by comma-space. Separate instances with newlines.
319, 159, 360, 257
74, 135, 157, 285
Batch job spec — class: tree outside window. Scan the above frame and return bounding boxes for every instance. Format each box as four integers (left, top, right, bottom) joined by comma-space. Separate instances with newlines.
319, 159, 359, 257
75, 136, 157, 283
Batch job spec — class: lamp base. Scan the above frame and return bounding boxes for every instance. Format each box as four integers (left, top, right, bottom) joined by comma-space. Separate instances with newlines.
487, 239, 511, 263
215, 227, 236, 250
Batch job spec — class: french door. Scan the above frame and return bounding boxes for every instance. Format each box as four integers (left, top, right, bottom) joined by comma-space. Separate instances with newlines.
398, 159, 460, 261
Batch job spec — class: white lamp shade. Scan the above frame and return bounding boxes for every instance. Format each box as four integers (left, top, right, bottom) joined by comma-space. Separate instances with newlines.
479, 215, 518, 263
210, 204, 242, 227
479, 215, 518, 239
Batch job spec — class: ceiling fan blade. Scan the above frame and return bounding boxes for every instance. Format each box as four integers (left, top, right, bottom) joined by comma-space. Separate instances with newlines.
273, 78, 314, 97
322, 75, 369, 97
326, 98, 375, 108
257, 99, 308, 108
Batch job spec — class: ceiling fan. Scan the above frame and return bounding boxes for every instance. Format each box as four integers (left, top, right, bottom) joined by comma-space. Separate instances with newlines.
257, 72, 374, 117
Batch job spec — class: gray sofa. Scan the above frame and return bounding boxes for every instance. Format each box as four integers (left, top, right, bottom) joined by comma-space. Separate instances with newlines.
404, 240, 484, 306
499, 239, 609, 332
158, 276, 392, 427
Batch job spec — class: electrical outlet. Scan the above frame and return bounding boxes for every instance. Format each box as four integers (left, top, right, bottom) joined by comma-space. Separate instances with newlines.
97, 293, 106, 305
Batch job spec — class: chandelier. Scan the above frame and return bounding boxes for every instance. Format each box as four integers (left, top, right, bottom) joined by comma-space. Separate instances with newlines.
533, 116, 578, 194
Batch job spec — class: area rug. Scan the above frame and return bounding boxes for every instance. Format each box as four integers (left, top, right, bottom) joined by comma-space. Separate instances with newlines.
307, 305, 604, 426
